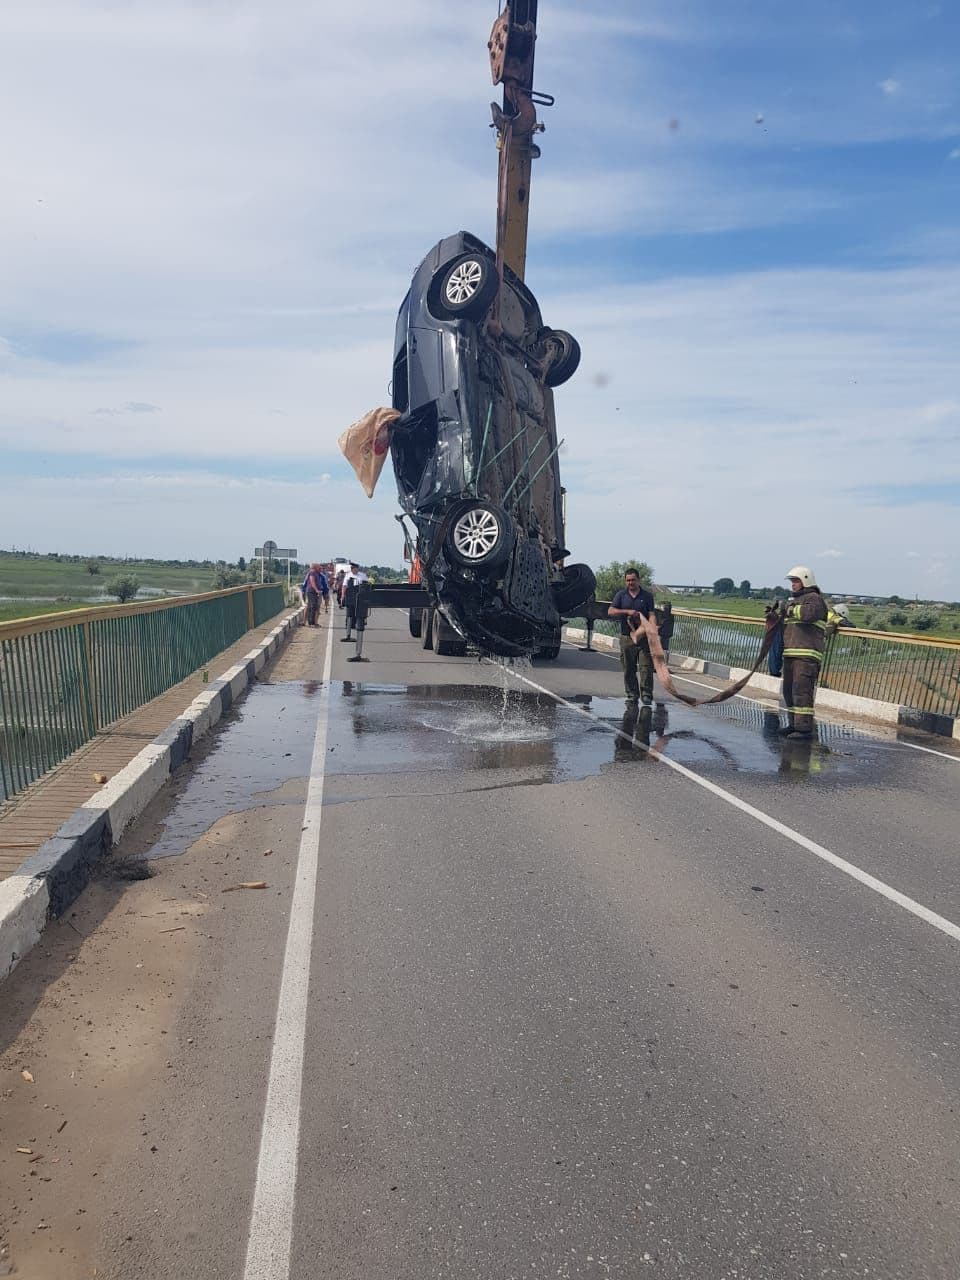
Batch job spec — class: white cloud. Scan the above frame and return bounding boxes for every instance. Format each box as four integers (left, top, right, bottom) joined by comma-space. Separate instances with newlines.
879, 78, 901, 95
819, 549, 845, 559
1, 1, 959, 597
950, 148, 960, 160
905, 551, 922, 559
918, 401, 959, 423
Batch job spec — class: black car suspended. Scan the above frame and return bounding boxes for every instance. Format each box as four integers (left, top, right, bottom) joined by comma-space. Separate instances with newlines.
389, 230, 594, 658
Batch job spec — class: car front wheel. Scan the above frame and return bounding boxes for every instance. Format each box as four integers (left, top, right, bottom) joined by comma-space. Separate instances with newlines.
429, 253, 499, 321
445, 502, 512, 570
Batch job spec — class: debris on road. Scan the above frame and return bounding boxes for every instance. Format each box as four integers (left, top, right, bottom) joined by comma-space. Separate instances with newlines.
20, 1069, 34, 1083
221, 881, 269, 893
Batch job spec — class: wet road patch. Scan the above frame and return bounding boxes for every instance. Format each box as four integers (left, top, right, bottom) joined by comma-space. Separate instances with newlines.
140, 678, 917, 861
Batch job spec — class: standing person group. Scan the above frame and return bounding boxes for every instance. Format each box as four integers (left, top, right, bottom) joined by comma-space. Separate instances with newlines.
606, 561, 841, 742
302, 564, 330, 627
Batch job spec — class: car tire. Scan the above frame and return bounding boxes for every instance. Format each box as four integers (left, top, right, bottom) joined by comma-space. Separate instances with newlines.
444, 502, 513, 571
409, 607, 423, 638
552, 562, 596, 614
429, 253, 499, 322
422, 608, 435, 649
541, 328, 581, 387
432, 608, 467, 657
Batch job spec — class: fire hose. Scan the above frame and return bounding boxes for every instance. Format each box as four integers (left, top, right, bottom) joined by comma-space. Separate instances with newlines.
630, 610, 783, 708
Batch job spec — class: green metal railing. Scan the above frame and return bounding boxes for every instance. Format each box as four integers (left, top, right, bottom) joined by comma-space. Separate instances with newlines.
581, 608, 960, 720
0, 584, 285, 802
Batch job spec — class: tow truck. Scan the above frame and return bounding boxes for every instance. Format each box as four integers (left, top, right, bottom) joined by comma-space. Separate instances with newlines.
347, 2, 598, 661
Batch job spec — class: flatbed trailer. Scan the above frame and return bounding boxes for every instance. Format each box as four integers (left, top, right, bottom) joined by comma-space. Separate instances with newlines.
343, 581, 614, 662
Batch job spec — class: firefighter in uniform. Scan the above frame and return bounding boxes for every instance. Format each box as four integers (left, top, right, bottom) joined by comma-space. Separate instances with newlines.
779, 565, 829, 739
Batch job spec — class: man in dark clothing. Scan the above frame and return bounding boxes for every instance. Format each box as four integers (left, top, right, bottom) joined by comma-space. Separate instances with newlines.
780, 564, 829, 739
304, 564, 323, 627
316, 567, 330, 614
608, 568, 656, 704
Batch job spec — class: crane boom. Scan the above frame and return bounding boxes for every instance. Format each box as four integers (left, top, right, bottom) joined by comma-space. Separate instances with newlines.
488, 1, 549, 282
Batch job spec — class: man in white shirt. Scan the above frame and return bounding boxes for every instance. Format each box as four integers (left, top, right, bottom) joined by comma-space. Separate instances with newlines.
342, 563, 366, 638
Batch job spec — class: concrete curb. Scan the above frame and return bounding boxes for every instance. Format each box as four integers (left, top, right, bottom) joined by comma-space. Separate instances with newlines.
562, 626, 956, 739
0, 609, 303, 982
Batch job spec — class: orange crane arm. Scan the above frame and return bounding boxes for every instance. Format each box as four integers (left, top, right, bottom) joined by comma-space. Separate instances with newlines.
488, 1, 551, 282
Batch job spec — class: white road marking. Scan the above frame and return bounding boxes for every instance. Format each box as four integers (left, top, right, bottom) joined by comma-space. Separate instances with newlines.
497, 659, 960, 946
243, 618, 335, 1280
894, 738, 960, 763
672, 671, 960, 763
562, 640, 960, 764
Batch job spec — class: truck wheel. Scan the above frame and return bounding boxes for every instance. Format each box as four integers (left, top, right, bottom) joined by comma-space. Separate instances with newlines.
409, 607, 423, 638
421, 608, 435, 649
445, 502, 512, 570
541, 329, 581, 387
429, 253, 499, 321
535, 628, 562, 660
432, 608, 467, 657
552, 562, 596, 614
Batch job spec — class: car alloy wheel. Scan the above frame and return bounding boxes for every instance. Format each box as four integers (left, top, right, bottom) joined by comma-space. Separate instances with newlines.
445, 259, 484, 307
444, 501, 512, 570
452, 507, 501, 561
430, 252, 499, 321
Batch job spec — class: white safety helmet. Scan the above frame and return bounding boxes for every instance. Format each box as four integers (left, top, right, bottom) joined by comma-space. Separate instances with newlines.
833, 601, 851, 620
786, 565, 817, 588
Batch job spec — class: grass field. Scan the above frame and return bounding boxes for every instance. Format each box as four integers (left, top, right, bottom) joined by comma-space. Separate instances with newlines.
0, 600, 94, 625
657, 591, 960, 642
0, 551, 230, 622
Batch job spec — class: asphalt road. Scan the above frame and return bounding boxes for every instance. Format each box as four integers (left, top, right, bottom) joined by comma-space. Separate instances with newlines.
2, 607, 959, 1279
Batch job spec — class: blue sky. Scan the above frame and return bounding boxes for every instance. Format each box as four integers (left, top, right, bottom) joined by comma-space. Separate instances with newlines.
1, 0, 958, 597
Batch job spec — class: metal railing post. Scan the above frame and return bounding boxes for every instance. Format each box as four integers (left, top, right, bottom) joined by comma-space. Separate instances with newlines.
79, 621, 99, 735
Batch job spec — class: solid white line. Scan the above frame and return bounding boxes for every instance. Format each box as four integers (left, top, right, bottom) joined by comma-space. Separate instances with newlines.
671, 671, 960, 763
562, 639, 960, 764
497, 659, 960, 946
895, 738, 960, 763
243, 618, 335, 1280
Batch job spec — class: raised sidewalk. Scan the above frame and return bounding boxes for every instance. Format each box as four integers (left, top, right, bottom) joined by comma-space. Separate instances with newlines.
0, 607, 302, 979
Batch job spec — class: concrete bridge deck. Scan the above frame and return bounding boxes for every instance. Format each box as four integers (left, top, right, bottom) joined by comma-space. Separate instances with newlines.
1, 606, 958, 1279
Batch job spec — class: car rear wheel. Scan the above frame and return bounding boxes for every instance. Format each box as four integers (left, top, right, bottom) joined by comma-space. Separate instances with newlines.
552, 562, 596, 614
445, 502, 512, 570
541, 328, 581, 387
429, 253, 499, 321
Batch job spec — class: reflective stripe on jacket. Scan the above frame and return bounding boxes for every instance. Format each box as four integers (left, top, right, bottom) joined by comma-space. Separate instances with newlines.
782, 588, 828, 662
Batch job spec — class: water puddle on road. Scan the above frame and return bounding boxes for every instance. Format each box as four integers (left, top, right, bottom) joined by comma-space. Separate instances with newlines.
139, 677, 915, 860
